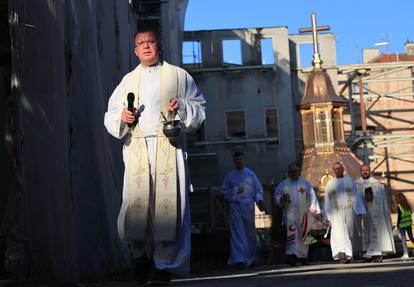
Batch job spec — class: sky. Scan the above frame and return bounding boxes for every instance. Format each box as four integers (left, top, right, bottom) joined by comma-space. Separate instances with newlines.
184, 0, 414, 65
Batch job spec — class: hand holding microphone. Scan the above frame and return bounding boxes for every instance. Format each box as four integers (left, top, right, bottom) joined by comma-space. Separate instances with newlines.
121, 92, 138, 127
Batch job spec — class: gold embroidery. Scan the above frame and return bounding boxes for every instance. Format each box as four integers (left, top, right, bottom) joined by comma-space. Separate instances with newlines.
331, 190, 339, 210
160, 199, 173, 216
131, 201, 144, 209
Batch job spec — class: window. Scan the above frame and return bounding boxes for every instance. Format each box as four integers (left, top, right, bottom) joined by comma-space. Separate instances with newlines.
265, 108, 278, 138
260, 38, 274, 65
332, 110, 344, 142
222, 39, 242, 65
226, 111, 246, 138
299, 43, 314, 68
332, 111, 339, 142
182, 41, 202, 64
303, 112, 315, 145
317, 111, 329, 142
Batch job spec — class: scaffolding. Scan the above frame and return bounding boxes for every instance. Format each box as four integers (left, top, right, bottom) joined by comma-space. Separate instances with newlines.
336, 61, 414, 193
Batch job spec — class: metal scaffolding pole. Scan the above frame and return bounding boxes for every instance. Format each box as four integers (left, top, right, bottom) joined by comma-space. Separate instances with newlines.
340, 64, 413, 154
347, 74, 356, 138
358, 74, 369, 164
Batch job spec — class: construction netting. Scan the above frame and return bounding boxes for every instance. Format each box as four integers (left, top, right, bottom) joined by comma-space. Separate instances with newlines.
4, 0, 139, 283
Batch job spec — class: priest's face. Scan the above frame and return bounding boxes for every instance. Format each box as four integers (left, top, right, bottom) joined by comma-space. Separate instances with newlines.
360, 165, 371, 179
234, 155, 245, 170
134, 31, 159, 67
333, 163, 344, 178
288, 165, 300, 181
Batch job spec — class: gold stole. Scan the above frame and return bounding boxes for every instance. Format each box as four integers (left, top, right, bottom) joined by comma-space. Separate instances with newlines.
123, 62, 178, 242
284, 177, 309, 244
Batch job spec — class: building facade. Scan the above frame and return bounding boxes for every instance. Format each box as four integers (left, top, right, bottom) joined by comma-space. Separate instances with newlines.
183, 27, 338, 188
339, 42, 414, 206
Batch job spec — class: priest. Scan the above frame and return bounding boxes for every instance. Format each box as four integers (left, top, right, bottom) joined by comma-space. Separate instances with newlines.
355, 164, 395, 262
325, 162, 366, 263
104, 27, 205, 285
221, 151, 265, 268
274, 163, 320, 266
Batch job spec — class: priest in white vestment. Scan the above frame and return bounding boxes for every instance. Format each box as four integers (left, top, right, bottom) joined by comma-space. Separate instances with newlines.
355, 164, 395, 262
274, 163, 320, 266
221, 152, 265, 268
104, 28, 205, 285
325, 162, 366, 263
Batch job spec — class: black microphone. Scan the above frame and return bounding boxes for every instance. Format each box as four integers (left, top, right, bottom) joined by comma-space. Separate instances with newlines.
127, 92, 135, 127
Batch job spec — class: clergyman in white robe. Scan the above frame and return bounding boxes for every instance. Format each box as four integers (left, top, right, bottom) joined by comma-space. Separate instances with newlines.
325, 175, 366, 261
274, 176, 320, 260
104, 61, 205, 274
221, 165, 264, 266
355, 174, 395, 260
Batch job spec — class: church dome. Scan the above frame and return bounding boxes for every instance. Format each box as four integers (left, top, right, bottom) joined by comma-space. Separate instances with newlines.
299, 68, 347, 107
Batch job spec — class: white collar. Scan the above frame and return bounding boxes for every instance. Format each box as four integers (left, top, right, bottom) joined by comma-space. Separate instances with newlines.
140, 62, 161, 73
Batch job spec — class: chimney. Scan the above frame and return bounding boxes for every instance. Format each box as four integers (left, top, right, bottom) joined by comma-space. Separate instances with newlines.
405, 41, 414, 55
362, 48, 380, 63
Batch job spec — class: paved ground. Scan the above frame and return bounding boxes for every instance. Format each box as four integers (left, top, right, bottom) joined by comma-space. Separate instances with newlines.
1, 258, 413, 287
98, 258, 414, 287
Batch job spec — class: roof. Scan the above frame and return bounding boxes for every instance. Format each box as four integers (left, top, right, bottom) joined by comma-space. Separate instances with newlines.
299, 68, 347, 107
369, 53, 414, 63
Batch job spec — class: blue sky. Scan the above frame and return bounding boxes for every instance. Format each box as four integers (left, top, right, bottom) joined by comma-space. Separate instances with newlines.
184, 0, 414, 65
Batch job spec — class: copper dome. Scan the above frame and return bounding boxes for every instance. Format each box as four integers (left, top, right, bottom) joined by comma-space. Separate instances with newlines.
300, 68, 347, 107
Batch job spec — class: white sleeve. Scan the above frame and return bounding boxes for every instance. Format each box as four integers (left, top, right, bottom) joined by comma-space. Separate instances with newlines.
104, 80, 129, 139
177, 71, 206, 134
307, 183, 321, 214
355, 180, 365, 200
324, 182, 333, 221
352, 181, 367, 215
221, 174, 240, 202
253, 173, 264, 202
274, 182, 285, 206
379, 184, 393, 228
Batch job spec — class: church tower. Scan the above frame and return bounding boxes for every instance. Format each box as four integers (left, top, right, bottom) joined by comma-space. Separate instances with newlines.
298, 13, 362, 197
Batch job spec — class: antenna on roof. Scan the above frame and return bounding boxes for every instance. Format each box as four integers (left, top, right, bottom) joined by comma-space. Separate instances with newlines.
376, 32, 391, 52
